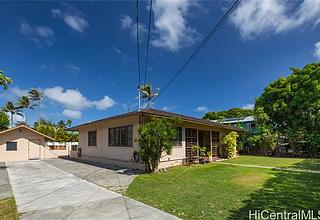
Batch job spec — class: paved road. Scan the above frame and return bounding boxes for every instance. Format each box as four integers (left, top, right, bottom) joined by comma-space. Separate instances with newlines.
6, 160, 179, 220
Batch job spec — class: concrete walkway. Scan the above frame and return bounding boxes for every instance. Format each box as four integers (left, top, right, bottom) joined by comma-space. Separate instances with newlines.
0, 162, 13, 200
216, 161, 320, 174
43, 158, 140, 194
6, 160, 180, 220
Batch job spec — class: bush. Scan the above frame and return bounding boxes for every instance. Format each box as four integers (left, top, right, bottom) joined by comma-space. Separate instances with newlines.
221, 132, 239, 159
138, 117, 180, 172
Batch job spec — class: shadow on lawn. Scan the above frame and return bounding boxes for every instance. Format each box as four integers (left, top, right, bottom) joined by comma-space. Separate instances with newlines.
228, 163, 320, 220
290, 159, 320, 171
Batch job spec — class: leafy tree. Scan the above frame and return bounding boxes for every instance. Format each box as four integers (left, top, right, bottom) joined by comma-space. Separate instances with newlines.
203, 108, 253, 120
0, 70, 12, 90
17, 96, 37, 123
248, 107, 278, 156
0, 111, 10, 131
255, 63, 320, 156
221, 131, 239, 159
33, 119, 78, 142
138, 117, 179, 172
2, 101, 23, 127
140, 84, 159, 108
28, 89, 44, 119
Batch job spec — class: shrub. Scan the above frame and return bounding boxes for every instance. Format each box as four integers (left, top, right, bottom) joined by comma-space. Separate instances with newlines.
221, 131, 239, 159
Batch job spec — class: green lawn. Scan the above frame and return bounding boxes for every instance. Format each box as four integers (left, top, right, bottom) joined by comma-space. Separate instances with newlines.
126, 156, 320, 220
0, 197, 19, 220
222, 155, 320, 171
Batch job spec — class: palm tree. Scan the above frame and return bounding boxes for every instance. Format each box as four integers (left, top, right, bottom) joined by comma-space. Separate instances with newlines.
17, 96, 37, 123
2, 101, 24, 127
28, 89, 44, 119
140, 84, 159, 108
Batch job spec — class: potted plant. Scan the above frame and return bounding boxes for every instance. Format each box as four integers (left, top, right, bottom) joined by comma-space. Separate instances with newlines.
198, 146, 207, 164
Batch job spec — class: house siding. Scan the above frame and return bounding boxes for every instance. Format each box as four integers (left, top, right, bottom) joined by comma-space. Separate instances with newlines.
0, 127, 59, 162
73, 114, 232, 170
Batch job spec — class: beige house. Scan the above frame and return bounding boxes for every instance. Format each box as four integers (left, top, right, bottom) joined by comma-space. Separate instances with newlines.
0, 125, 68, 162
70, 109, 241, 170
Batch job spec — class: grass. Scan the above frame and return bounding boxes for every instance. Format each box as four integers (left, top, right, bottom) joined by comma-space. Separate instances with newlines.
0, 197, 18, 220
221, 155, 320, 171
222, 155, 305, 167
126, 156, 320, 220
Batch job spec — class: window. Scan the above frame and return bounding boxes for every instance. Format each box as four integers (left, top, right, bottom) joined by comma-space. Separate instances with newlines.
212, 131, 220, 143
109, 125, 133, 147
171, 127, 182, 146
88, 131, 97, 146
49, 145, 66, 150
6, 142, 17, 151
71, 145, 78, 151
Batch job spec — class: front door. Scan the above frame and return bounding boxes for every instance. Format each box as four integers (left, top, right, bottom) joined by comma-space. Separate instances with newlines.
28, 139, 41, 160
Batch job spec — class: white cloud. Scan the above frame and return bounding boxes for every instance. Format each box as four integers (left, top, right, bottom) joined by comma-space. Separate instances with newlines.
230, 0, 320, 39
11, 87, 29, 97
63, 109, 82, 119
194, 106, 209, 112
52, 3, 89, 33
44, 86, 115, 119
0, 87, 28, 100
314, 41, 320, 59
112, 46, 128, 59
19, 18, 55, 46
6, 112, 25, 124
120, 15, 147, 39
65, 64, 81, 76
92, 96, 115, 110
151, 0, 200, 51
242, 103, 254, 110
44, 87, 90, 110
162, 106, 177, 111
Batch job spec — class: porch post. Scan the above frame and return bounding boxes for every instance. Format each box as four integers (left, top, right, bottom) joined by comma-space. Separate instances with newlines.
196, 129, 199, 157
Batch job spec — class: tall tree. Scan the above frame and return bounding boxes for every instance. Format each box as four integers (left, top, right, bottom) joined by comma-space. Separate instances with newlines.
17, 96, 37, 123
2, 101, 24, 127
0, 111, 10, 131
203, 108, 254, 120
0, 70, 12, 90
255, 63, 320, 156
140, 84, 159, 108
28, 89, 44, 119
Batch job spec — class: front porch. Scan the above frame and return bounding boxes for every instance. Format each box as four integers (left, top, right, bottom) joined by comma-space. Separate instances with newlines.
185, 128, 221, 163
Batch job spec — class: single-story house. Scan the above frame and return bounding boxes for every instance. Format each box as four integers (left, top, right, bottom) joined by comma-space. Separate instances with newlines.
0, 125, 69, 162
69, 108, 241, 170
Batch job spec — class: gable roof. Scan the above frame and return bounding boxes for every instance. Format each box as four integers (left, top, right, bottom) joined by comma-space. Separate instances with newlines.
69, 108, 243, 132
0, 125, 55, 140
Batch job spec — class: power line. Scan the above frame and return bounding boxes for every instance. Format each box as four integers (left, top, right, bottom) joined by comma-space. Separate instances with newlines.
153, 0, 241, 102
136, 0, 141, 88
144, 0, 153, 85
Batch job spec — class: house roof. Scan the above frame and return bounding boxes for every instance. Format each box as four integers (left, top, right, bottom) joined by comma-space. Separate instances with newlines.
0, 125, 55, 140
213, 116, 254, 124
69, 108, 243, 132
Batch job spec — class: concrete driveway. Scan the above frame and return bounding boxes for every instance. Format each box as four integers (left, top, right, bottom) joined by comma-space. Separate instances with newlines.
43, 158, 140, 194
6, 160, 179, 220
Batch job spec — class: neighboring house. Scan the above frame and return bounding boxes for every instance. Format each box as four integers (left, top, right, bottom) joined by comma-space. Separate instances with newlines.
0, 125, 69, 162
69, 108, 241, 170
213, 116, 256, 132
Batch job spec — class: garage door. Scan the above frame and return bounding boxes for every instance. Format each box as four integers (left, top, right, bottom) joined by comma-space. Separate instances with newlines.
28, 139, 41, 160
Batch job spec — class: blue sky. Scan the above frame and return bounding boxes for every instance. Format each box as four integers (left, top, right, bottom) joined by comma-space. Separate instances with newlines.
0, 0, 320, 126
